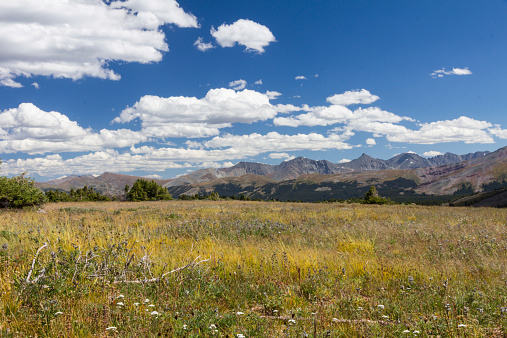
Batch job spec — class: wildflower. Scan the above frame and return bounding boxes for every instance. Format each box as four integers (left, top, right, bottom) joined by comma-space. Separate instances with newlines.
116, 294, 124, 299
133, 303, 140, 306
55, 311, 63, 315
381, 315, 389, 319
458, 324, 467, 328
413, 331, 420, 334
311, 312, 317, 316
209, 324, 217, 329
237, 334, 245, 338
150, 311, 159, 316
148, 304, 155, 307
236, 311, 244, 315
288, 319, 296, 325
273, 310, 278, 313
43, 285, 49, 289
332, 318, 339, 322
402, 330, 410, 333
377, 304, 385, 309
116, 302, 124, 306
183, 325, 188, 330
144, 299, 150, 303
357, 307, 363, 311
105, 327, 117, 331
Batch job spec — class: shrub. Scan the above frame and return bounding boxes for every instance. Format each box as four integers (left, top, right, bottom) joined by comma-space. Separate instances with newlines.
125, 179, 173, 201
0, 173, 46, 208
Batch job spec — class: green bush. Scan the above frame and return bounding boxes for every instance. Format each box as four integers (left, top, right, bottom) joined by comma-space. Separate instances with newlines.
125, 179, 173, 201
0, 173, 46, 208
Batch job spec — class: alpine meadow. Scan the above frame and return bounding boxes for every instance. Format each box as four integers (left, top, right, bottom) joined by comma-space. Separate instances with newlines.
2, 0, 507, 337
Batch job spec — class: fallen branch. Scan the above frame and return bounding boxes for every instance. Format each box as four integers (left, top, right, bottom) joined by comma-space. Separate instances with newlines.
26, 242, 48, 283
113, 255, 211, 284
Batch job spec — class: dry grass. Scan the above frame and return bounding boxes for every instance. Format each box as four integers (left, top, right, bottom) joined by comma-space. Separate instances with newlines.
1, 201, 506, 337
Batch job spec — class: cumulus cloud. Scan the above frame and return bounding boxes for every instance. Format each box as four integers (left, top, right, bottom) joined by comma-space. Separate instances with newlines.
295, 76, 306, 80
422, 151, 443, 157
0, 103, 147, 154
203, 132, 353, 153
268, 152, 295, 161
327, 89, 379, 106
0, 0, 197, 87
431, 67, 472, 78
274, 105, 411, 128
113, 88, 278, 138
229, 79, 247, 90
365, 138, 376, 146
265, 91, 282, 100
194, 37, 215, 52
254, 79, 263, 85
488, 127, 507, 139
211, 19, 276, 53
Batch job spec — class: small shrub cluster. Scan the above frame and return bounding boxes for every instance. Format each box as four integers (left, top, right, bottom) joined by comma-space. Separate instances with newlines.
0, 173, 46, 208
45, 186, 112, 202
125, 179, 173, 201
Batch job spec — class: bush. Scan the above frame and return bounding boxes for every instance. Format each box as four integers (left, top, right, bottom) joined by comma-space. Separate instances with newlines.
125, 179, 173, 201
363, 185, 391, 205
0, 173, 46, 208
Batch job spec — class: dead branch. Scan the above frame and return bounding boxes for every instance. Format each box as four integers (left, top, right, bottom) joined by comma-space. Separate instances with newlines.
26, 242, 48, 283
113, 255, 211, 284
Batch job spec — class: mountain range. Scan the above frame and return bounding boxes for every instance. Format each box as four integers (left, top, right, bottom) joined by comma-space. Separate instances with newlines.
36, 147, 507, 205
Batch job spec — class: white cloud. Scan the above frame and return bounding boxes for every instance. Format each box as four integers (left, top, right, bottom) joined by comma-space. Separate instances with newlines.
254, 79, 263, 85
145, 174, 162, 179
31, 82, 39, 89
338, 159, 351, 163
113, 88, 278, 138
365, 138, 376, 146
295, 76, 306, 80
194, 37, 215, 52
422, 151, 443, 157
211, 19, 276, 53
265, 91, 282, 100
203, 132, 353, 153
327, 89, 379, 106
268, 152, 295, 161
488, 126, 507, 139
274, 105, 411, 128
0, 0, 197, 87
229, 79, 247, 90
0, 103, 147, 154
274, 104, 311, 114
431, 67, 472, 78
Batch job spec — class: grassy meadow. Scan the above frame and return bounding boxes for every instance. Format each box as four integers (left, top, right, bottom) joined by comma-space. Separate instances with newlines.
0, 201, 506, 337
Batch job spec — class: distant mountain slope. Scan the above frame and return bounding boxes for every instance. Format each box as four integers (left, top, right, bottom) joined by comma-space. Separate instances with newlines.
34, 147, 506, 204
36, 172, 172, 196
165, 146, 507, 202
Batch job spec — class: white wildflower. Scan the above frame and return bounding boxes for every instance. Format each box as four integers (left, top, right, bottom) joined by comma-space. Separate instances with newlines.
381, 315, 389, 319
183, 325, 188, 330
144, 299, 150, 303
116, 302, 124, 306
413, 331, 420, 334
458, 324, 467, 328
237, 334, 245, 338
133, 303, 140, 306
402, 330, 410, 333
105, 327, 117, 331
150, 311, 159, 316
116, 294, 124, 299
288, 319, 296, 325
55, 311, 63, 315
209, 324, 217, 329
148, 304, 155, 307
377, 304, 385, 309
236, 311, 244, 315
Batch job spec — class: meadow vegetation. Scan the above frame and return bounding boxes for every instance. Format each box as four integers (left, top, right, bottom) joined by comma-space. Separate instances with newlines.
0, 201, 506, 337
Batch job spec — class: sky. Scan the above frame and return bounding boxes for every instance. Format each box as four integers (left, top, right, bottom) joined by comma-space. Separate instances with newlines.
1, 0, 507, 181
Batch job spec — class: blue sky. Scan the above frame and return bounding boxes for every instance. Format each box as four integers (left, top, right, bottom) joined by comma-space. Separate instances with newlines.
1, 0, 507, 180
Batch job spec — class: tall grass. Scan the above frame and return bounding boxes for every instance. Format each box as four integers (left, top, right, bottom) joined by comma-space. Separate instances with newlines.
1, 201, 506, 337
